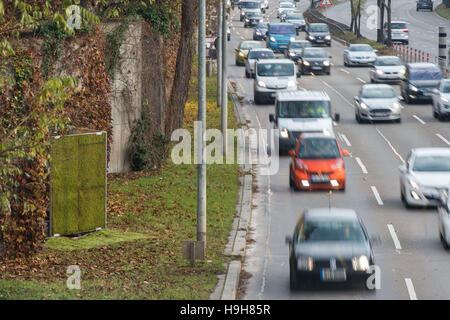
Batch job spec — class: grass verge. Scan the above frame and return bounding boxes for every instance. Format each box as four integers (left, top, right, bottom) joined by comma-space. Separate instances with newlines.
0, 64, 240, 300
435, 3, 450, 20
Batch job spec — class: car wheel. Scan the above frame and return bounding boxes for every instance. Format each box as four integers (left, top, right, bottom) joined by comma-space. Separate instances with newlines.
245, 70, 250, 78
355, 112, 361, 123
254, 91, 262, 105
289, 263, 299, 291
395, 117, 402, 124
438, 112, 445, 122
326, 70, 331, 75
433, 110, 438, 118
404, 93, 411, 104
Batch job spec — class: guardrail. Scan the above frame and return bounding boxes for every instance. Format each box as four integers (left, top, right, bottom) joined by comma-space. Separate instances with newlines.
307, 7, 350, 34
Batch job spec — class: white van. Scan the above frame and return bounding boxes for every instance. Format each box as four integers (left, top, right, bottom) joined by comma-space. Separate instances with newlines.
269, 91, 340, 152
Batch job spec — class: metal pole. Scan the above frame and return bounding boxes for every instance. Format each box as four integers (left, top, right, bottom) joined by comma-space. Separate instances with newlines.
221, 0, 228, 156
439, 26, 447, 73
197, 0, 207, 251
217, 0, 223, 110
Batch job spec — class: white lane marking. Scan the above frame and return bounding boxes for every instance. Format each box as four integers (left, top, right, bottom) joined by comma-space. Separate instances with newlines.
340, 68, 350, 74
387, 224, 402, 250
319, 79, 355, 109
371, 186, 384, 205
405, 278, 418, 300
241, 36, 245, 40
340, 134, 352, 147
436, 133, 450, 145
357, 77, 367, 84
376, 128, 405, 164
412, 114, 426, 124
355, 157, 368, 174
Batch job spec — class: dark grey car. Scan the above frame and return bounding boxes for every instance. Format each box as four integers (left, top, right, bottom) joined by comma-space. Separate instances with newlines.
305, 23, 331, 46
298, 47, 332, 75
401, 63, 443, 104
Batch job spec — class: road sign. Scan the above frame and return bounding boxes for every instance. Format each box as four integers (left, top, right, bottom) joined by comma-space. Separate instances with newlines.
320, 0, 333, 6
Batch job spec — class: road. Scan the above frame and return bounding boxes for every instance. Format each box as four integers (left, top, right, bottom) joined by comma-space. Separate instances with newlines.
226, 0, 450, 300
325, 0, 448, 62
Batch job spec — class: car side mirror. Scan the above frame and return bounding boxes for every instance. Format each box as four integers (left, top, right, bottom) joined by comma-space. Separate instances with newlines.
354, 96, 360, 102
374, 49, 378, 53
342, 149, 350, 156
398, 96, 404, 101
334, 113, 340, 122
269, 113, 275, 122
329, 56, 332, 59
285, 235, 292, 245
266, 31, 269, 36
297, 72, 301, 78
398, 164, 407, 173
288, 150, 296, 157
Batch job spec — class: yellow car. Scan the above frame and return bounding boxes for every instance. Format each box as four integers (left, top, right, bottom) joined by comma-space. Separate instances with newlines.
235, 40, 266, 66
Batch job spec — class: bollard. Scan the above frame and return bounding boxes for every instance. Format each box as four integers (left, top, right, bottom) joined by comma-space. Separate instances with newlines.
439, 26, 447, 72
418, 50, 421, 62
414, 49, 417, 63
427, 53, 430, 62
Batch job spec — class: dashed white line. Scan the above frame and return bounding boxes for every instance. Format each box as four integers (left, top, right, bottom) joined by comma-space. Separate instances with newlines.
436, 133, 450, 145
340, 134, 352, 147
405, 278, 418, 300
355, 157, 368, 174
319, 79, 355, 108
371, 186, 383, 205
376, 128, 405, 163
357, 77, 367, 84
413, 115, 426, 124
387, 224, 402, 250
340, 68, 350, 74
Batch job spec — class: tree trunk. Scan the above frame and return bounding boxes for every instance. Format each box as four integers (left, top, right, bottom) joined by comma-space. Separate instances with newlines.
386, 0, 392, 47
350, 0, 355, 32
165, 0, 198, 137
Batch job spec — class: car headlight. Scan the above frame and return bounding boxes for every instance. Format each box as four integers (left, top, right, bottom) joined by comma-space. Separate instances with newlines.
245, 18, 250, 22
399, 68, 406, 75
323, 60, 330, 66
289, 52, 296, 57
241, 12, 245, 15
303, 61, 310, 66
239, 51, 245, 57
441, 97, 449, 103
360, 102, 369, 109
256, 31, 261, 35
325, 35, 331, 40
409, 85, 419, 92
290, 37, 295, 42
280, 128, 289, 138
270, 36, 276, 42
287, 80, 296, 88
376, 69, 384, 75
352, 255, 370, 271
308, 35, 315, 40
391, 102, 401, 111
297, 256, 314, 271
408, 178, 420, 190
257, 80, 266, 88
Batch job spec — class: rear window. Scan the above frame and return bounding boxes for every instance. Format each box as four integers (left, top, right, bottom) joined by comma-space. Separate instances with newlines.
391, 23, 407, 29
409, 68, 442, 81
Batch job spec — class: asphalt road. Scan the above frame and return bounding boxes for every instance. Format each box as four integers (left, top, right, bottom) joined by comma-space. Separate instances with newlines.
226, 0, 450, 300
325, 0, 448, 62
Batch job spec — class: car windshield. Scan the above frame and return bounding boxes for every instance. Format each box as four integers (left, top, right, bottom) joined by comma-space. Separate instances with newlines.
375, 57, 402, 66
290, 42, 311, 49
279, 101, 331, 118
248, 50, 275, 59
350, 44, 373, 52
303, 49, 327, 58
442, 83, 450, 93
241, 1, 260, 8
300, 219, 366, 242
299, 138, 340, 159
413, 155, 450, 172
246, 12, 262, 17
240, 41, 265, 50
257, 63, 294, 76
309, 24, 329, 32
361, 87, 396, 98
286, 14, 303, 20
409, 68, 442, 81
391, 23, 407, 29
269, 24, 296, 34
280, 3, 292, 7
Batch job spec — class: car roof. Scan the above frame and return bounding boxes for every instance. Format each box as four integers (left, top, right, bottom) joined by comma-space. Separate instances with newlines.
256, 58, 293, 64
276, 90, 331, 101
407, 62, 440, 69
269, 22, 295, 26
304, 208, 359, 222
349, 43, 372, 47
249, 48, 273, 52
391, 20, 408, 24
376, 55, 400, 59
361, 83, 394, 89
412, 148, 450, 156
300, 131, 336, 140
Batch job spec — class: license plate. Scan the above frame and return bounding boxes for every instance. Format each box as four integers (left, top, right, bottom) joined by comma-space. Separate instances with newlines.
374, 112, 389, 117
316, 40, 324, 43
320, 268, 347, 282
311, 174, 329, 183
312, 66, 322, 70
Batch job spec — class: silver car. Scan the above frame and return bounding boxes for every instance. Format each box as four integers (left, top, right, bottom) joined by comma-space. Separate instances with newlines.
245, 48, 275, 78
438, 188, 450, 249
277, 2, 295, 18
432, 79, 450, 121
253, 58, 298, 104
370, 56, 406, 83
354, 84, 402, 123
399, 148, 450, 208
344, 44, 378, 67
384, 21, 409, 45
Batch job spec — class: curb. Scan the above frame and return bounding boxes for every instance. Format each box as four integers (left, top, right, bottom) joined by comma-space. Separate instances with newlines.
210, 83, 253, 300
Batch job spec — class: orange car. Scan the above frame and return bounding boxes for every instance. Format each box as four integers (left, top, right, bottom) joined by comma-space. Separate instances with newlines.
289, 132, 350, 191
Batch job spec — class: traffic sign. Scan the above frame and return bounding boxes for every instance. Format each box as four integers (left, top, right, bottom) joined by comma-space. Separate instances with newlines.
320, 0, 333, 6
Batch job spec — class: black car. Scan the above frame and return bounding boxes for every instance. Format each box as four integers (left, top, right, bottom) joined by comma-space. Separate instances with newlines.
244, 11, 263, 28
253, 22, 268, 40
401, 63, 443, 104
306, 23, 331, 47
286, 208, 375, 290
284, 40, 312, 62
417, 0, 433, 11
298, 47, 332, 75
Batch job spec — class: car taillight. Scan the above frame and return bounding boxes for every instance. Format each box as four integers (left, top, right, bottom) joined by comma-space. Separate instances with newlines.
403, 30, 408, 33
